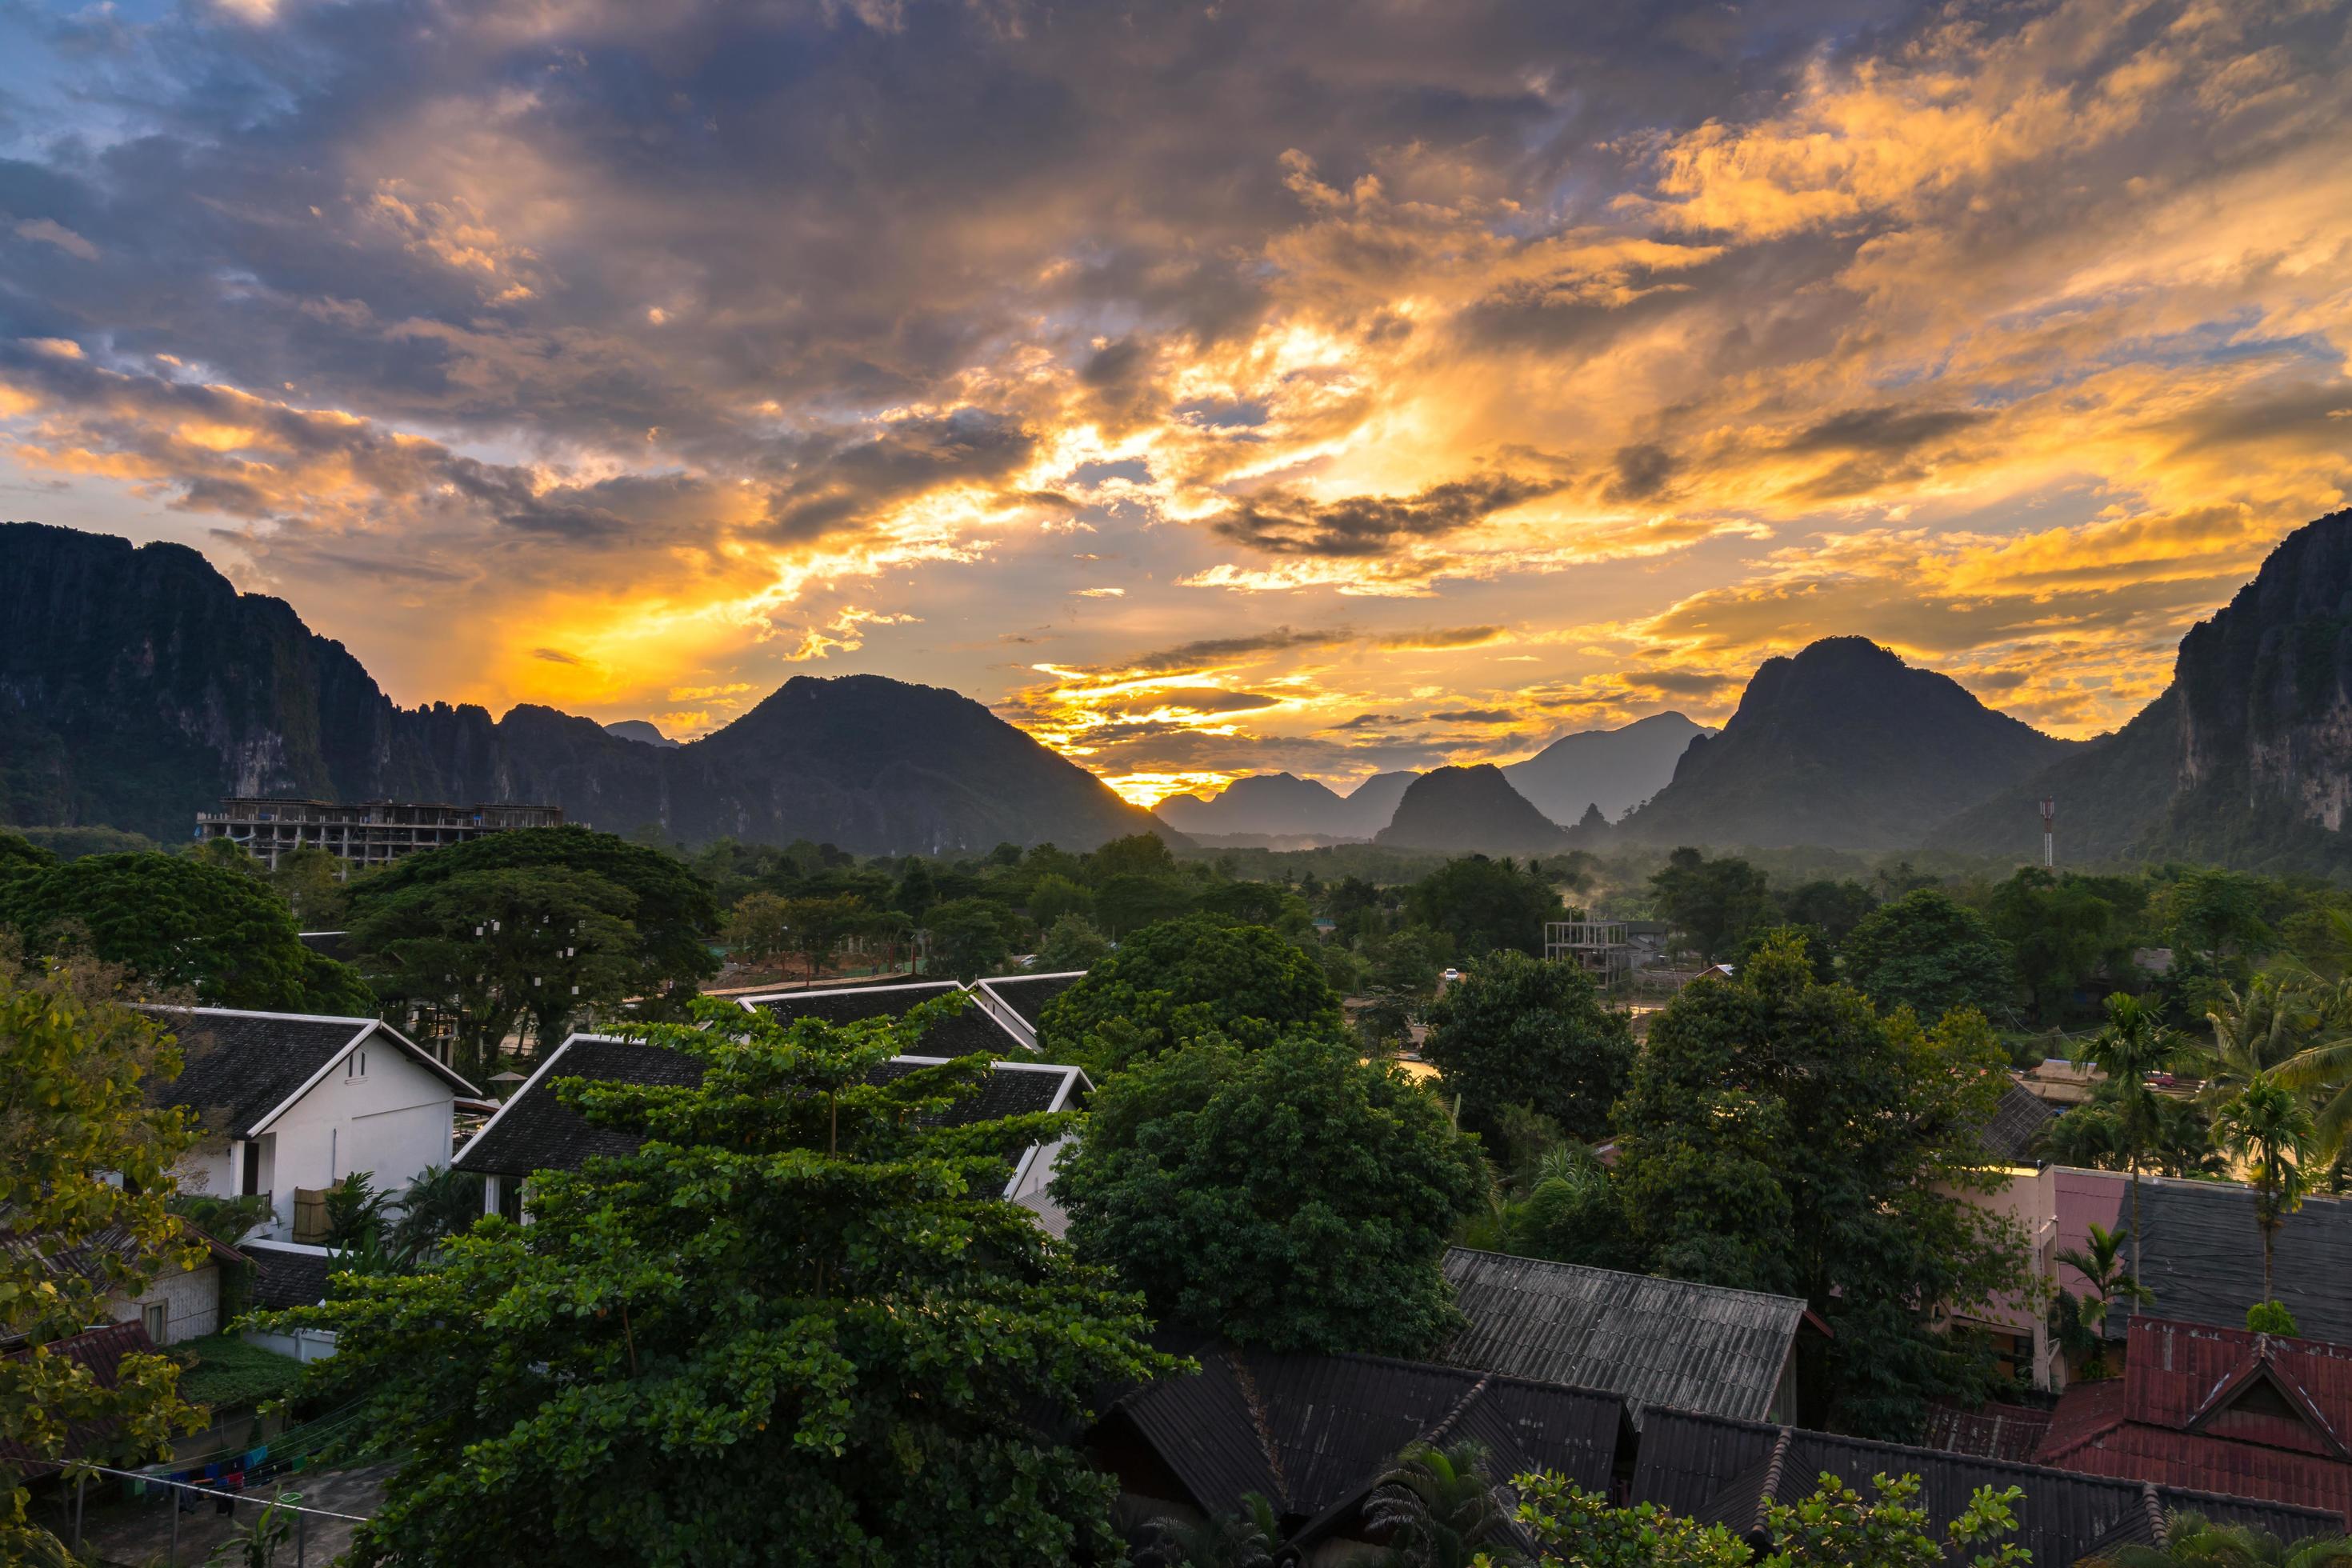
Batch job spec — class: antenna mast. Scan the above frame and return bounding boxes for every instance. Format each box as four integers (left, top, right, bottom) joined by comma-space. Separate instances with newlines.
2039, 798, 2055, 869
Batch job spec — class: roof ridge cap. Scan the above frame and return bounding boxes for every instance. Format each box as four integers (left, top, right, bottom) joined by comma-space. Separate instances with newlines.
1755, 1427, 1794, 1537
1224, 1349, 1291, 1513
1424, 1371, 1493, 1446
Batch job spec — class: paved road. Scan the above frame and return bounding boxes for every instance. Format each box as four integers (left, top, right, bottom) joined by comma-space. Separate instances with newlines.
72, 1461, 391, 1567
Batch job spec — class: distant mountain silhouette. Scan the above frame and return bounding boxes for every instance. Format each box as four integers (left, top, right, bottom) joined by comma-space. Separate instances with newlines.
1617, 638, 2075, 851
1502, 712, 1710, 824
0, 522, 1167, 854
1931, 510, 2352, 876
1373, 765, 1570, 855
1154, 766, 1421, 840
603, 720, 681, 748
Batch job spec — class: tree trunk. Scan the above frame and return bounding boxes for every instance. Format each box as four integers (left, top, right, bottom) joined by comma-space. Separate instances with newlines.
2262, 1218, 2276, 1305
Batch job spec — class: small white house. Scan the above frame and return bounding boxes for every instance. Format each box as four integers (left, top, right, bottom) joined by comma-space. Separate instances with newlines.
150, 1008, 478, 1239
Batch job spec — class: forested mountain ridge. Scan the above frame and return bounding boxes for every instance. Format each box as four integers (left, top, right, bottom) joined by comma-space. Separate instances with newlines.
1373, 766, 1572, 855
1931, 509, 2352, 874
1500, 711, 1710, 824
1616, 636, 2078, 851
0, 522, 1166, 854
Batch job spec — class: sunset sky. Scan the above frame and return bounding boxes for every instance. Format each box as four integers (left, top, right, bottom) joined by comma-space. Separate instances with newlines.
3, 0, 2347, 806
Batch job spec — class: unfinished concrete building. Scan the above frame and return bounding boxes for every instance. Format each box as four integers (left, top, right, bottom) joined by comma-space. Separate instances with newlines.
196, 798, 564, 870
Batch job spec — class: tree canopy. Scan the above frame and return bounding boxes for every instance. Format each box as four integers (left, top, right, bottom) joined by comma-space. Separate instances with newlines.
2, 951, 204, 1560
345, 865, 644, 1082
1420, 952, 1634, 1144
0, 850, 373, 1013
346, 826, 720, 992
1404, 856, 1562, 959
1052, 1032, 1488, 1357
253, 995, 1174, 1566
1036, 914, 1342, 1074
1613, 936, 2026, 1438
1841, 889, 2017, 1023
1650, 848, 1775, 962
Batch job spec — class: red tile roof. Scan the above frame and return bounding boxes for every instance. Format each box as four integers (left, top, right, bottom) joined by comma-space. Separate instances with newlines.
0, 1320, 160, 1474
2037, 1317, 2352, 1526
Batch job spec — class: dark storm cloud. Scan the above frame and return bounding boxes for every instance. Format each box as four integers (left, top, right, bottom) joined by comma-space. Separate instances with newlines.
1211, 475, 1560, 558
1782, 404, 1993, 455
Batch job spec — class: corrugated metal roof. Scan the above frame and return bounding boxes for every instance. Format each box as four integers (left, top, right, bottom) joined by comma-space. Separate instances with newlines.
2113, 1180, 2352, 1344
1637, 1406, 2341, 1561
2034, 1317, 2352, 1526
1438, 1247, 1807, 1426
1978, 1080, 2058, 1164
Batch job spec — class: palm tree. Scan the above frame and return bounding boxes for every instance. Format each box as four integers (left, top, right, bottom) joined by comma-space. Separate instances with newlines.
1138, 1493, 1282, 1568
1362, 1439, 1510, 1568
2214, 1074, 2318, 1306
2090, 1507, 2352, 1566
2206, 977, 2318, 1091
2055, 1220, 2155, 1331
2082, 993, 2178, 1284
2270, 910, 2352, 1158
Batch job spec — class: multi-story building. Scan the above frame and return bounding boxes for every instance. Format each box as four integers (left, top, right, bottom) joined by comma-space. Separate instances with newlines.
194, 797, 564, 869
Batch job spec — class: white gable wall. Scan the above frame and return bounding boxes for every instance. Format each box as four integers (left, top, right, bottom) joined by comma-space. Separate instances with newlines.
258, 1027, 457, 1228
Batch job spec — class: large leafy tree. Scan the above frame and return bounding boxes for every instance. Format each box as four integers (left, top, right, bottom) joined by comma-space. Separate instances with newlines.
0, 850, 372, 1013
1649, 848, 1774, 963
1053, 1032, 1488, 1357
1420, 952, 1634, 1143
346, 825, 720, 994
922, 897, 1020, 982
253, 996, 1174, 1566
1840, 889, 2016, 1023
1037, 914, 1342, 1075
345, 865, 642, 1082
1406, 856, 1562, 959
1987, 869, 2130, 1022
2, 951, 205, 1560
1613, 937, 2026, 1438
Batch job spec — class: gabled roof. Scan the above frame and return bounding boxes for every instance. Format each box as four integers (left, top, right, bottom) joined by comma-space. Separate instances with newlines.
242, 1240, 348, 1312
2034, 1317, 2352, 1525
738, 981, 1030, 1058
0, 1214, 243, 1290
1104, 1338, 1626, 1542
1438, 1248, 1810, 1426
1635, 1406, 2340, 1562
453, 1034, 1082, 1193
974, 971, 1086, 1046
145, 1007, 478, 1138
1977, 1079, 2058, 1165
2111, 1180, 2352, 1344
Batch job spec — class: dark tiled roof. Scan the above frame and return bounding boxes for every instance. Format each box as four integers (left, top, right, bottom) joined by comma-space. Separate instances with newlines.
2113, 1181, 2352, 1344
0, 1322, 158, 1472
1978, 1080, 2058, 1164
978, 972, 1085, 1028
1108, 1342, 1624, 1534
867, 1057, 1079, 1124
244, 1243, 339, 1311
748, 982, 1025, 1058
454, 1038, 706, 1178
150, 1010, 371, 1138
1634, 1406, 2339, 1561
455, 1037, 1079, 1178
0, 1215, 241, 1287
1438, 1248, 1807, 1427
2035, 1317, 2352, 1526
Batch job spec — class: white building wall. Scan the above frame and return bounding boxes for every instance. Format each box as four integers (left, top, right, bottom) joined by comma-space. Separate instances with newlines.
109, 1262, 222, 1346
170, 1144, 235, 1201
257, 1029, 458, 1230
